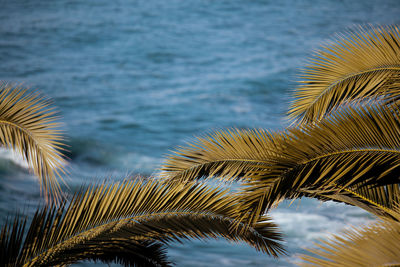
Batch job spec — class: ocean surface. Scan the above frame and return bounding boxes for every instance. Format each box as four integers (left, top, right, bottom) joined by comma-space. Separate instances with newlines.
0, 0, 399, 266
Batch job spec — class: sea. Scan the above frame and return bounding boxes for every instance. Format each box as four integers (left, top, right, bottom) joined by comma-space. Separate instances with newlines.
0, 0, 399, 266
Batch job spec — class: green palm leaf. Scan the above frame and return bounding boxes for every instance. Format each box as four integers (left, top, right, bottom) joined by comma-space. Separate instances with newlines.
298, 212, 400, 266
0, 178, 284, 266
0, 82, 67, 203
288, 25, 400, 124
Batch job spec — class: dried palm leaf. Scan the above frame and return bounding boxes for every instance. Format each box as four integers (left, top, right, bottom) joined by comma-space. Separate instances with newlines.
0, 82, 67, 203
298, 211, 400, 266
0, 179, 284, 266
288, 25, 400, 124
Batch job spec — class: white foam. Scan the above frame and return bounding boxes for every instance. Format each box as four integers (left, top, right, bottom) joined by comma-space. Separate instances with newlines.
271, 201, 374, 244
116, 152, 161, 174
0, 147, 30, 169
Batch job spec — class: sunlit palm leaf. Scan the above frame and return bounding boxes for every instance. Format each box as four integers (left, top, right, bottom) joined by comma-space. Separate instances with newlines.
235, 102, 400, 224
161, 128, 282, 183
0, 178, 284, 266
162, 102, 400, 225
298, 212, 400, 266
0, 82, 67, 203
288, 25, 400, 124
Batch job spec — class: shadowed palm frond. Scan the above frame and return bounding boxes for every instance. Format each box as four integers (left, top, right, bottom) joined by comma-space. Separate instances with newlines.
298, 211, 400, 266
1, 214, 171, 267
288, 25, 400, 124
0, 82, 67, 203
307, 183, 400, 220
0, 178, 285, 266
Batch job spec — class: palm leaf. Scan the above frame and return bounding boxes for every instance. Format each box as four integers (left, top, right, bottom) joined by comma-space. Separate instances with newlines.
1, 178, 284, 266
288, 25, 400, 124
298, 212, 400, 266
0, 82, 67, 203
162, 102, 400, 225
161, 128, 282, 183
1, 213, 171, 267
307, 184, 400, 219
235, 102, 400, 225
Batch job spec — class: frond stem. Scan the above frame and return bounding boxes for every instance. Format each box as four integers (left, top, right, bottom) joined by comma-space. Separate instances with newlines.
306, 66, 400, 108
169, 158, 271, 180
300, 148, 400, 165
333, 183, 393, 215
0, 119, 35, 140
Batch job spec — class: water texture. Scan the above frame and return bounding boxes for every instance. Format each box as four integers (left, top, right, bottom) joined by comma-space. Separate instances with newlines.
0, 0, 399, 265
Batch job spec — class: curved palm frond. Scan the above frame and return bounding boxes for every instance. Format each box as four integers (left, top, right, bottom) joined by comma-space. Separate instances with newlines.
0, 82, 67, 203
306, 183, 400, 219
298, 212, 400, 266
162, 102, 400, 225
234, 102, 400, 225
0, 178, 285, 266
288, 25, 400, 124
161, 128, 283, 183
1, 214, 171, 267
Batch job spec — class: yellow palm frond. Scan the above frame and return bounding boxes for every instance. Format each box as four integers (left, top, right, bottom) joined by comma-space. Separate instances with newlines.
288, 25, 400, 124
0, 82, 67, 203
162, 102, 400, 225
298, 212, 400, 266
0, 179, 285, 266
161, 128, 282, 183
235, 102, 400, 225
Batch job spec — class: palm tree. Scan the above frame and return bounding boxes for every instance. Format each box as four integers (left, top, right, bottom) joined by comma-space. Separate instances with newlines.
161, 25, 400, 263
0, 82, 67, 203
0, 179, 284, 266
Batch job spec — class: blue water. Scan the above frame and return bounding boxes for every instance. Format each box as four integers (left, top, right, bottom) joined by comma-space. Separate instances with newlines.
0, 0, 399, 266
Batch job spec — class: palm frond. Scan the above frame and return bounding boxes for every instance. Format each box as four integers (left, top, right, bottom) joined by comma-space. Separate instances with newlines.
1, 213, 171, 267
307, 184, 400, 219
234, 102, 400, 225
1, 178, 285, 266
288, 25, 400, 124
298, 212, 400, 266
0, 82, 67, 203
161, 128, 283, 183
162, 102, 400, 225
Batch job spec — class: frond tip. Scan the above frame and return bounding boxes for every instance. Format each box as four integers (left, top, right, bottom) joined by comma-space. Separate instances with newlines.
161, 128, 279, 183
0, 82, 67, 203
289, 25, 400, 124
0, 179, 285, 266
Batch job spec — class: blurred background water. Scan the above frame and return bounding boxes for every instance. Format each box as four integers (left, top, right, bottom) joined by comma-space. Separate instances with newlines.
0, 0, 399, 266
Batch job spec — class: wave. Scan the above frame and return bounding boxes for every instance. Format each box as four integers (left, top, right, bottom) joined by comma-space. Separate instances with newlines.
0, 147, 29, 174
